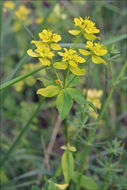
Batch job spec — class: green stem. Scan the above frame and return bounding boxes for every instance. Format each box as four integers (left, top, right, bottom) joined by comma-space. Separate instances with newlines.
76, 145, 90, 190
66, 75, 77, 88
0, 0, 3, 41
0, 97, 45, 167
76, 62, 127, 190
66, 56, 91, 88
0, 66, 48, 91
51, 60, 60, 81
64, 66, 70, 88
64, 118, 69, 144
63, 32, 83, 88
73, 32, 82, 50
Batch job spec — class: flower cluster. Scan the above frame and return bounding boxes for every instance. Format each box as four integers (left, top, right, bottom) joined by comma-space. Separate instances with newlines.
54, 48, 86, 75
79, 41, 107, 65
4, 1, 15, 10
69, 17, 100, 41
4, 2, 44, 31
15, 5, 31, 21
27, 29, 61, 66
68, 17, 107, 65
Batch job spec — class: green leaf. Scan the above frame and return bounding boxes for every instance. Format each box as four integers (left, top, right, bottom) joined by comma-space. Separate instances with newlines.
67, 88, 84, 104
61, 150, 74, 183
48, 180, 56, 190
72, 172, 98, 190
32, 185, 40, 190
37, 85, 60, 97
55, 165, 62, 177
38, 77, 53, 87
84, 101, 97, 113
56, 89, 73, 120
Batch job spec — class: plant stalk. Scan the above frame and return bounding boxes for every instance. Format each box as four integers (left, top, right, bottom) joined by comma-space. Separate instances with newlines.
64, 118, 69, 144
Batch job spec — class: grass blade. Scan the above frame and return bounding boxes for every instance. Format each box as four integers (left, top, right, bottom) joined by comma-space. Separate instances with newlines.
0, 0, 3, 39
0, 66, 47, 90
103, 33, 127, 45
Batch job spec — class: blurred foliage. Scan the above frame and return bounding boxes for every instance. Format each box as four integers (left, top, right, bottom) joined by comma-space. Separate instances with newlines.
0, 0, 126, 189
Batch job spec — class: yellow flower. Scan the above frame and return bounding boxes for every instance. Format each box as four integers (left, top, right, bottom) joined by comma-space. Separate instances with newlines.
27, 47, 54, 66
13, 81, 24, 92
4, 1, 15, 10
54, 48, 86, 76
15, 5, 31, 21
55, 183, 68, 190
68, 17, 100, 41
84, 89, 103, 119
35, 17, 43, 24
27, 29, 62, 65
79, 41, 107, 65
37, 29, 62, 50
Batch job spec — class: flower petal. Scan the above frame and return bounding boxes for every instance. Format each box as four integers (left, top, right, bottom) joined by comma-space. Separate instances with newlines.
51, 43, 61, 50
54, 62, 68, 70
52, 33, 61, 42
69, 60, 77, 67
55, 183, 68, 190
92, 55, 107, 65
76, 56, 86, 63
84, 33, 100, 41
78, 49, 91, 56
39, 58, 50, 66
58, 52, 64, 56
70, 66, 85, 76
27, 49, 39, 57
68, 30, 80, 35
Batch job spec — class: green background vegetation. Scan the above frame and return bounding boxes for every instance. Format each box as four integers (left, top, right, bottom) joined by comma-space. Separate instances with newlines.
0, 0, 126, 189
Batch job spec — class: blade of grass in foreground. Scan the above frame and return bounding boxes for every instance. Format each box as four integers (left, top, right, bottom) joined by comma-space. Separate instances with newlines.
0, 65, 48, 91
0, 97, 45, 167
0, 0, 3, 39
103, 33, 127, 45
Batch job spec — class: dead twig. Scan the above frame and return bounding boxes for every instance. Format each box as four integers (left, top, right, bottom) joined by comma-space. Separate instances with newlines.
37, 115, 61, 184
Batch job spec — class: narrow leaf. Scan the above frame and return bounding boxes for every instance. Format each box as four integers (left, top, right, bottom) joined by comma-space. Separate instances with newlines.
56, 89, 73, 120
61, 150, 74, 183
84, 101, 97, 113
